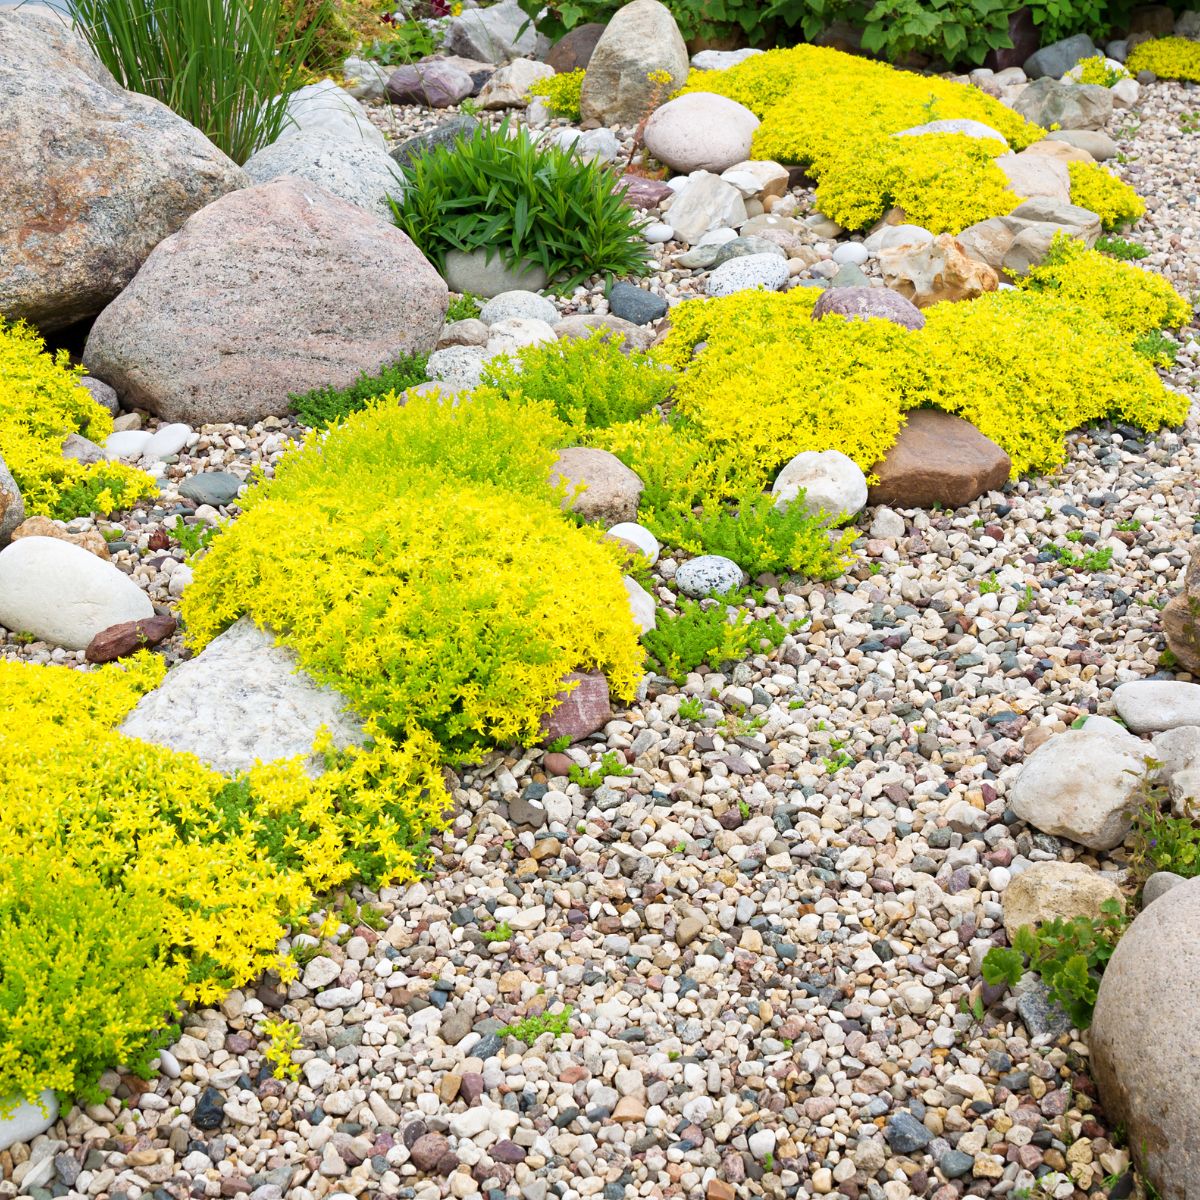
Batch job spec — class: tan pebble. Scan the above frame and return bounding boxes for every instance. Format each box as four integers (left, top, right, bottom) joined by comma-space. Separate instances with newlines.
612, 1096, 646, 1123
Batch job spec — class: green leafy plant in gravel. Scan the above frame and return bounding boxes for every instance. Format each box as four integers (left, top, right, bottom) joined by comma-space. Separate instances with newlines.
445, 294, 483, 323
498, 1007, 573, 1043
982, 899, 1127, 1029
1127, 772, 1200, 884
289, 353, 429, 428
644, 598, 786, 683
1096, 235, 1149, 261
390, 120, 651, 291
568, 751, 631, 789
72, 0, 328, 164
484, 332, 672, 432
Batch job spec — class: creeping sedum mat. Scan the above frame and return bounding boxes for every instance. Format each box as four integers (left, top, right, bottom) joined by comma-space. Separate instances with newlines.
0, 652, 448, 1110
0, 321, 156, 521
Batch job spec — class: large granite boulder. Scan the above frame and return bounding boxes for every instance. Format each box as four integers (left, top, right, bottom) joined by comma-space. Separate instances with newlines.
867, 410, 1011, 508
1091, 877, 1200, 1200
1012, 77, 1114, 130
275, 79, 386, 150
242, 132, 404, 221
83, 178, 447, 425
445, 0, 538, 64
1023, 32, 1097, 78
580, 0, 688, 127
0, 8, 245, 331
551, 448, 643, 524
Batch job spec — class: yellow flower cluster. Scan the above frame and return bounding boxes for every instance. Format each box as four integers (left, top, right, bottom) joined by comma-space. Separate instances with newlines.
1067, 161, 1146, 232
0, 321, 157, 520
183, 389, 644, 761
1074, 55, 1130, 86
1022, 235, 1191, 340
682, 45, 1042, 233
527, 68, 583, 120
1126, 36, 1200, 81
657, 284, 1186, 480
0, 650, 449, 1109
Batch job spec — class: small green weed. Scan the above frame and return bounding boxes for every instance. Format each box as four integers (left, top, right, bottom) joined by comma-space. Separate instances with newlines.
568, 750, 631, 789
172, 516, 218, 562
498, 1006, 573, 1043
1180, 110, 1200, 134
677, 696, 706, 722
1127, 772, 1200, 883
717, 707, 767, 739
1016, 584, 1036, 612
1133, 329, 1179, 366
545, 735, 573, 753
979, 573, 1000, 594
445, 293, 482, 323
1096, 234, 1148, 261
482, 921, 513, 943
1044, 543, 1114, 571
1116, 517, 1142, 531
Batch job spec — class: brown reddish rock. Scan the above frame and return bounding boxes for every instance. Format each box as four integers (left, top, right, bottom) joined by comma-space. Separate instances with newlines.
550, 447, 643, 525
868, 410, 1011, 509
386, 61, 473, 108
540, 671, 613, 745
0, 11, 245, 332
546, 23, 606, 72
1162, 547, 1200, 673
618, 175, 674, 211
85, 614, 177, 664
544, 751, 573, 776
409, 1132, 454, 1173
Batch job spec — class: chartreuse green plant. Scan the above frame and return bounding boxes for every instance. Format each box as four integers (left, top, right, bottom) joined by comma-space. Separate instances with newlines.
1096, 234, 1148, 261
289, 353, 429, 428
1073, 55, 1130, 86
1067, 161, 1145, 231
390, 120, 651, 291
568, 750, 632, 789
682, 45, 1041, 233
0, 321, 157, 520
0, 651, 448, 1111
498, 1006, 573, 1044
445, 294, 483, 323
261, 1018, 301, 1081
982, 899, 1127, 1029
1127, 36, 1200, 82
527, 69, 585, 121
182, 389, 644, 760
1020, 235, 1191, 340
71, 0, 328, 164
644, 598, 786, 683
484, 331, 672, 432
654, 284, 1186, 482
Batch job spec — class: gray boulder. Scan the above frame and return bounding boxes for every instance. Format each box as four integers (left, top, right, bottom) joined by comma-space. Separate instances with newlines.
0, 9, 245, 331
1012, 77, 1113, 130
242, 132, 404, 221
811, 285, 924, 330
580, 0, 688, 127
1023, 33, 1097, 78
442, 248, 548, 297
1114, 680, 1200, 733
276, 80, 386, 150
1047, 128, 1118, 160
445, 0, 537, 64
390, 115, 481, 170
120, 617, 365, 775
0, 452, 23, 548
1091, 877, 1200, 1200
1008, 726, 1150, 850
83, 178, 447, 425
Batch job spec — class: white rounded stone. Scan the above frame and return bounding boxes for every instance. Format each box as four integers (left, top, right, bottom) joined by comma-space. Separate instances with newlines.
478, 290, 558, 327
0, 536, 153, 650
832, 242, 869, 266
608, 521, 660, 564
675, 554, 743, 598
643, 92, 760, 175
772, 450, 868, 522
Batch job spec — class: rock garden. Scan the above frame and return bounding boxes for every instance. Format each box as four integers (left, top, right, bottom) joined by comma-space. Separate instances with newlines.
5, 0, 1200, 1198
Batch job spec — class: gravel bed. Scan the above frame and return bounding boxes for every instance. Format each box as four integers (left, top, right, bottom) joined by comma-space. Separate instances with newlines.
4, 80, 1200, 1200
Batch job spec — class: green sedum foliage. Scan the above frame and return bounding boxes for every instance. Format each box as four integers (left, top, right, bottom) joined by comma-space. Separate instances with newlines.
644, 597, 787, 682
390, 121, 651, 291
289, 353, 429, 428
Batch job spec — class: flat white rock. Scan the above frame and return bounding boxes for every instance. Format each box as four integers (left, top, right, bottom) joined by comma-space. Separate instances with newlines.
0, 1090, 57, 1152
119, 616, 365, 774
1114, 680, 1200, 733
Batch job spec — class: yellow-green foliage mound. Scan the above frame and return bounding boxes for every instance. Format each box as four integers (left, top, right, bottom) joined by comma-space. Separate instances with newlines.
0, 653, 447, 1109
682, 46, 1043, 233
183, 388, 644, 760
0, 322, 157, 520
1021, 235, 1191, 340
1126, 36, 1200, 81
657, 277, 1186, 480
1067, 161, 1146, 231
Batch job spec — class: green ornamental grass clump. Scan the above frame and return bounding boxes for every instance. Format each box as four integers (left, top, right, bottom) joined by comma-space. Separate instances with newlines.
71, 0, 327, 164
390, 121, 652, 291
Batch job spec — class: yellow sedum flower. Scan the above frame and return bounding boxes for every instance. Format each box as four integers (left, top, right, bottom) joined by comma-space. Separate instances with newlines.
1126, 36, 1200, 82
0, 320, 157, 520
1067, 160, 1146, 232
681, 45, 1042, 234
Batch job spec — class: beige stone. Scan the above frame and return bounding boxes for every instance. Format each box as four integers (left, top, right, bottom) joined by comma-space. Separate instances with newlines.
550, 447, 643, 525
11, 515, 109, 559
879, 233, 998, 307
1002, 862, 1124, 939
